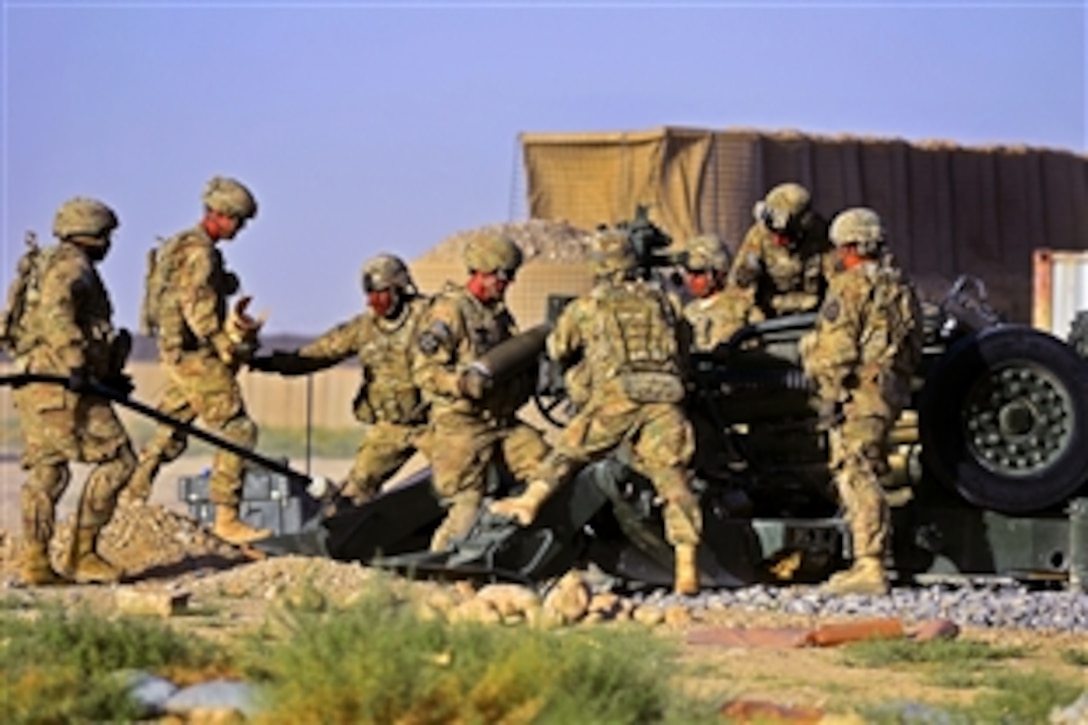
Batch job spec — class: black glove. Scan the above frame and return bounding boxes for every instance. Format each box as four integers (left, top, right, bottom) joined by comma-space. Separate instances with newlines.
67, 368, 91, 393
813, 399, 843, 432
102, 373, 135, 398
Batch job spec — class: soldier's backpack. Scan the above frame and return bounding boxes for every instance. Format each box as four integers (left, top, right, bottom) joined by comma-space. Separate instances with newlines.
140, 235, 177, 338
0, 232, 54, 355
592, 280, 686, 403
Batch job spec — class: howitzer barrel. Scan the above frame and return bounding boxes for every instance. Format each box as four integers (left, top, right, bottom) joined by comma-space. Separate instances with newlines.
472, 323, 551, 382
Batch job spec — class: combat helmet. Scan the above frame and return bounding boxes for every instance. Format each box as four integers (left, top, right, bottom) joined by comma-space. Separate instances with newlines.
682, 234, 731, 272
753, 182, 811, 234
829, 207, 886, 256
589, 228, 638, 277
463, 233, 523, 275
362, 253, 417, 295
52, 197, 119, 248
202, 176, 258, 220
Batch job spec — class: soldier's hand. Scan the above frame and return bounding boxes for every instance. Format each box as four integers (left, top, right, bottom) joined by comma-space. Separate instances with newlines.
458, 365, 493, 400
102, 373, 135, 398
67, 368, 91, 394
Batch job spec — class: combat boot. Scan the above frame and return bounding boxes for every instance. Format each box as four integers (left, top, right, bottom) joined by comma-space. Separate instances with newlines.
212, 506, 271, 545
822, 556, 888, 595
19, 541, 69, 586
488, 481, 552, 526
673, 543, 700, 596
70, 527, 122, 584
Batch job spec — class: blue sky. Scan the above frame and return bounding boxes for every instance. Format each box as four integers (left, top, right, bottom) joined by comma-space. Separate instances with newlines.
2, 1, 1085, 334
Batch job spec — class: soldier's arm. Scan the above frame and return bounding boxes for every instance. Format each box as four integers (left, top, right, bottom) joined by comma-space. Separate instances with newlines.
546, 298, 587, 363
412, 295, 466, 397
36, 255, 87, 372
803, 281, 864, 399
175, 243, 235, 359
255, 315, 362, 376
726, 225, 764, 293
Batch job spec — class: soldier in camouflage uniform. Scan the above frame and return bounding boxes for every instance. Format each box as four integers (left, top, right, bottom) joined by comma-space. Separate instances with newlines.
799, 208, 923, 595
489, 229, 703, 595
5, 198, 136, 585
249, 254, 432, 506
121, 177, 270, 545
680, 234, 751, 352
728, 182, 833, 321
412, 234, 549, 553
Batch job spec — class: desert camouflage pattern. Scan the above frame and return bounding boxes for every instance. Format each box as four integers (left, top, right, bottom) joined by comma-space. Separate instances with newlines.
534, 279, 702, 547
683, 288, 752, 352
128, 226, 256, 506
10, 240, 135, 547
462, 233, 523, 274
800, 256, 923, 558
288, 296, 433, 499
413, 282, 547, 550
728, 214, 833, 319
202, 176, 258, 219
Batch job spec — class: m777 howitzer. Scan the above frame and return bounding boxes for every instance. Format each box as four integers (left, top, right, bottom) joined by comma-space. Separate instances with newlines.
241, 225, 1088, 590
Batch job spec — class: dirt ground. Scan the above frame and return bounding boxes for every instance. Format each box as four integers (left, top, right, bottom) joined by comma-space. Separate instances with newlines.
0, 456, 1085, 719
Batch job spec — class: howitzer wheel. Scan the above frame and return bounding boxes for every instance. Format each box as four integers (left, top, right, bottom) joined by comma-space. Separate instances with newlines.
919, 325, 1088, 513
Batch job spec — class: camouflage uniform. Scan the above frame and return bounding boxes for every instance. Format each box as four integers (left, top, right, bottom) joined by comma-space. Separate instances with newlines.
413, 234, 548, 552
250, 255, 432, 504
728, 183, 833, 320
125, 177, 270, 544
800, 208, 923, 595
681, 234, 750, 352
6, 198, 136, 585
490, 229, 703, 595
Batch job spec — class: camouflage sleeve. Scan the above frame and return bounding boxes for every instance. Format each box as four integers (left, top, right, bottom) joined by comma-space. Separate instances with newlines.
412, 294, 466, 398
175, 243, 231, 355
726, 224, 764, 292
546, 297, 589, 363
36, 252, 87, 371
297, 315, 363, 363
803, 276, 865, 400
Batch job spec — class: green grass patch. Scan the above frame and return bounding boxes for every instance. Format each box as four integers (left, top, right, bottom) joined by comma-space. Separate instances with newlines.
0, 605, 234, 723
959, 670, 1083, 723
1061, 647, 1088, 667
842, 637, 1024, 668
243, 588, 718, 724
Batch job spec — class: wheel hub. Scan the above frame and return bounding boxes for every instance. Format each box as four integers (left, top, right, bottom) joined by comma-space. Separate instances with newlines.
963, 362, 1072, 476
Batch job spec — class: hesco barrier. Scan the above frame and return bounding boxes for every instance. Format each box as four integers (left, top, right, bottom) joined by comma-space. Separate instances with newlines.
520, 127, 1088, 323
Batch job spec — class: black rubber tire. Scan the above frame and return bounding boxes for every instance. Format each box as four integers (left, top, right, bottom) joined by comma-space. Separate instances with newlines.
919, 325, 1088, 514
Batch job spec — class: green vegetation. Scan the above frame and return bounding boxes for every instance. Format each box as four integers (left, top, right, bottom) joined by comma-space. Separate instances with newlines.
847, 639, 1082, 724
1061, 647, 1088, 667
121, 419, 362, 459
842, 637, 1024, 668
243, 589, 719, 724
0, 605, 232, 723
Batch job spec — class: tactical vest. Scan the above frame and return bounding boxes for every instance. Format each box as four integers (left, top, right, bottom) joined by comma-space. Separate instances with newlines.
590, 280, 685, 403
357, 297, 430, 424
0, 233, 54, 356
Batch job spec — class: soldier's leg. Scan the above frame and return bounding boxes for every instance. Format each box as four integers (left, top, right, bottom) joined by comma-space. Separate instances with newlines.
124, 382, 195, 504
633, 405, 702, 595
428, 414, 494, 552
70, 400, 138, 582
19, 461, 72, 586
823, 417, 891, 595
71, 444, 137, 583
489, 421, 570, 526
341, 423, 417, 505
185, 357, 270, 544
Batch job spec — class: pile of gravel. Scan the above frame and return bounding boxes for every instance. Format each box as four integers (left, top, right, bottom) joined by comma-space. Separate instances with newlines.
415, 219, 592, 265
